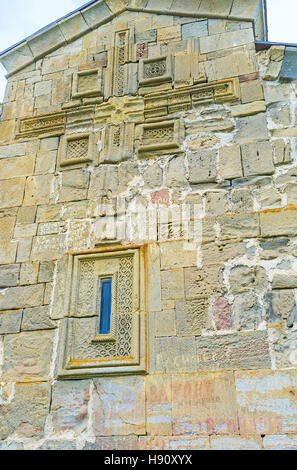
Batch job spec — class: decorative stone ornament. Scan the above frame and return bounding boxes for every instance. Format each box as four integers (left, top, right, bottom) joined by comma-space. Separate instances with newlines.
139, 55, 173, 88
72, 68, 103, 99
55, 246, 147, 378
137, 119, 185, 157
57, 132, 97, 169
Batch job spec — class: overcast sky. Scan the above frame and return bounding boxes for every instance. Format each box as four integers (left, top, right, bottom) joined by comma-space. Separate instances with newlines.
0, 0, 296, 102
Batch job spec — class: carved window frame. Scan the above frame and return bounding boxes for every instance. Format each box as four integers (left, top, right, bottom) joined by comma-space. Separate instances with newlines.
57, 132, 97, 170
72, 68, 103, 99
55, 246, 147, 379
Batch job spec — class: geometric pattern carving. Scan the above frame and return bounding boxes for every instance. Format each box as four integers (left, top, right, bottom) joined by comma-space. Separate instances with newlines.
72, 68, 103, 99
137, 119, 184, 157
66, 137, 89, 160
143, 77, 241, 120
16, 111, 66, 139
57, 132, 97, 170
113, 30, 130, 97
139, 55, 173, 87
102, 123, 134, 163
56, 247, 147, 378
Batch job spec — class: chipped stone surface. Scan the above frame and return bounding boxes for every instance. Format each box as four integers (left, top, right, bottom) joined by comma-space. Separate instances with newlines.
196, 331, 271, 371
0, 0, 296, 450
92, 377, 146, 436
2, 330, 55, 381
171, 372, 238, 435
51, 380, 90, 435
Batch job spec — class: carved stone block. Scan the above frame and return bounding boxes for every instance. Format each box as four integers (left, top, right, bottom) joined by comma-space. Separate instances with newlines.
72, 68, 103, 99
102, 123, 134, 163
137, 119, 184, 157
55, 247, 147, 378
17, 112, 66, 139
139, 55, 173, 87
57, 132, 97, 170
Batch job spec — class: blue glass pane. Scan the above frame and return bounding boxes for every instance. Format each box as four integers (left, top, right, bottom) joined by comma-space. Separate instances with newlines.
99, 279, 112, 335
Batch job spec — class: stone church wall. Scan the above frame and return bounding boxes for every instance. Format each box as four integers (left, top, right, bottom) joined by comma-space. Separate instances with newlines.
0, 0, 297, 450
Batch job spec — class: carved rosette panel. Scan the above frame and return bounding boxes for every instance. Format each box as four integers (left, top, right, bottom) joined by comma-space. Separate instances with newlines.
137, 119, 184, 157
139, 55, 173, 87
56, 248, 146, 378
102, 123, 135, 163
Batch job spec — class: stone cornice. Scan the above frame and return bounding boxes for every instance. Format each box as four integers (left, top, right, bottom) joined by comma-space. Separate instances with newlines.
0, 0, 265, 78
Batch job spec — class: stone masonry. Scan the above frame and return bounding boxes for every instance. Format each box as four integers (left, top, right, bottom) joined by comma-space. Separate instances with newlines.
0, 0, 297, 450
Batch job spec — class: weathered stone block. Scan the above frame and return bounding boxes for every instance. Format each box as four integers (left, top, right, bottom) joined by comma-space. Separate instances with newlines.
272, 274, 297, 290
231, 188, 254, 213
201, 240, 246, 265
213, 297, 232, 330
0, 264, 19, 287
255, 186, 282, 209
232, 292, 262, 330
234, 114, 269, 144
182, 21, 208, 40
20, 261, 39, 285
0, 178, 25, 209
31, 234, 66, 261
38, 261, 55, 283
241, 140, 274, 177
22, 305, 57, 331
196, 331, 271, 371
160, 241, 196, 270
229, 265, 268, 294
166, 156, 186, 188
147, 375, 172, 436
0, 382, 50, 440
0, 310, 22, 334
175, 298, 210, 336
2, 330, 54, 381
23, 175, 54, 206
240, 79, 264, 104
51, 380, 90, 435
200, 29, 254, 54
157, 25, 181, 43
155, 310, 176, 337
266, 289, 297, 328
260, 207, 297, 237
17, 206, 36, 225
210, 435, 262, 450
280, 47, 297, 80
219, 213, 260, 240
155, 335, 197, 373
205, 191, 229, 216
0, 284, 44, 310
92, 377, 145, 436
161, 268, 184, 301
0, 155, 35, 180
236, 370, 297, 435
219, 145, 243, 180
139, 435, 209, 450
231, 100, 266, 118
188, 150, 217, 184
83, 436, 138, 451
263, 435, 297, 450
172, 372, 238, 435
184, 265, 222, 299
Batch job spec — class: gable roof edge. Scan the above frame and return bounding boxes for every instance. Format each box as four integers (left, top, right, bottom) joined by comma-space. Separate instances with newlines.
0, 0, 265, 78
